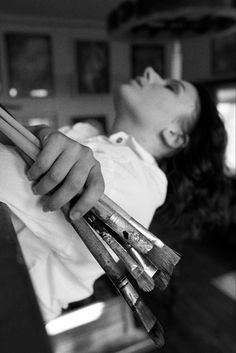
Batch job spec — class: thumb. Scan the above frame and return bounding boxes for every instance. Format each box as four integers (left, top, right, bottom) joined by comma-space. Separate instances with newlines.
28, 125, 55, 146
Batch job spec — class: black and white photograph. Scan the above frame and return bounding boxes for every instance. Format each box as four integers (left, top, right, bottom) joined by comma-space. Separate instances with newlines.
0, 1, 235, 353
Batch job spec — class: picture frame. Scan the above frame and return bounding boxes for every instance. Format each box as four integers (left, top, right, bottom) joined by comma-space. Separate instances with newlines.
0, 49, 2, 95
5, 33, 54, 98
131, 44, 165, 77
76, 40, 110, 94
211, 33, 236, 75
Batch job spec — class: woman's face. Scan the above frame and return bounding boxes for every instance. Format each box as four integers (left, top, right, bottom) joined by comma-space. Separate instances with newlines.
115, 67, 199, 133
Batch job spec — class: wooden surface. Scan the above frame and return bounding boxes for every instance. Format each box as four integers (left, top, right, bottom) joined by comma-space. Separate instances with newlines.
49, 296, 156, 353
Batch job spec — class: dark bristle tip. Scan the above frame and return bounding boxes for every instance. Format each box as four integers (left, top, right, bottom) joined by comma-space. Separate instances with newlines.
152, 270, 170, 291
148, 245, 180, 275
162, 245, 181, 266
149, 321, 165, 348
136, 272, 155, 292
135, 299, 156, 331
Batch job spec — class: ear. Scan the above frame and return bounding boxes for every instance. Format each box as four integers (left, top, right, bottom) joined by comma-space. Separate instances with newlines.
161, 126, 189, 150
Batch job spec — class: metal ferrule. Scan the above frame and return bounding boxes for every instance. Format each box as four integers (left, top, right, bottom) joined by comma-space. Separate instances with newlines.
129, 219, 164, 248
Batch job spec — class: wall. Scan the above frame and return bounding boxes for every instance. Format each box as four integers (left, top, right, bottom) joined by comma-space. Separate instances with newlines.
0, 15, 130, 128
0, 14, 235, 128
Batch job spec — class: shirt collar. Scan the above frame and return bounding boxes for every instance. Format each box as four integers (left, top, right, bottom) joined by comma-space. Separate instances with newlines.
109, 132, 157, 165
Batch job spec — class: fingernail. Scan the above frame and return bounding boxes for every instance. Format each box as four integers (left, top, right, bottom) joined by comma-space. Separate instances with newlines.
32, 186, 38, 194
70, 211, 81, 220
27, 173, 33, 181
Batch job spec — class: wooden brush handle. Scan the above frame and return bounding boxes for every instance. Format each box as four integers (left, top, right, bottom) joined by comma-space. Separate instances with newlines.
91, 203, 154, 254
85, 212, 143, 278
0, 106, 40, 148
99, 195, 164, 248
0, 118, 40, 160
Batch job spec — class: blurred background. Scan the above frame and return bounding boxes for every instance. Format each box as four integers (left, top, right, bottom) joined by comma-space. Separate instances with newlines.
0, 1, 235, 352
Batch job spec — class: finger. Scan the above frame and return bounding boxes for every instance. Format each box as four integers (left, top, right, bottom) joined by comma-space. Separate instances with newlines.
32, 151, 79, 195
27, 132, 65, 181
69, 164, 105, 220
30, 126, 57, 146
27, 124, 49, 138
42, 160, 91, 212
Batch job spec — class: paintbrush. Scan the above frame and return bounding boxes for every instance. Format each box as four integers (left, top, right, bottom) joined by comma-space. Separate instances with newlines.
92, 199, 180, 276
100, 220, 170, 291
120, 241, 170, 291
85, 212, 155, 292
0, 107, 164, 347
72, 219, 165, 348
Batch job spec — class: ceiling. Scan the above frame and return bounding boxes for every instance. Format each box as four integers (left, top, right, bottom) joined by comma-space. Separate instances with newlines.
0, 0, 124, 22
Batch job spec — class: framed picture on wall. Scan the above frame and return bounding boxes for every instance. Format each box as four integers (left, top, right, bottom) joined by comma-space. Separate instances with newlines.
76, 40, 110, 94
131, 44, 165, 77
5, 33, 54, 98
0, 66, 2, 96
211, 33, 236, 75
0, 48, 3, 95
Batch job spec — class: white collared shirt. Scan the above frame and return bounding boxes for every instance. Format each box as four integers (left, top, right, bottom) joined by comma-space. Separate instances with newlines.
0, 123, 167, 321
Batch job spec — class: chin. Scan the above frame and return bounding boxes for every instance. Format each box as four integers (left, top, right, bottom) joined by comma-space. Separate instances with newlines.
114, 83, 139, 118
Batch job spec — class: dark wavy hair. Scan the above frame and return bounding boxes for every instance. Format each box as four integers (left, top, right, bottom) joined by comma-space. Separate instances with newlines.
157, 83, 230, 240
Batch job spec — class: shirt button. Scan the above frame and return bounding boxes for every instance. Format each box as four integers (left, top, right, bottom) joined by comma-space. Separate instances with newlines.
116, 137, 123, 143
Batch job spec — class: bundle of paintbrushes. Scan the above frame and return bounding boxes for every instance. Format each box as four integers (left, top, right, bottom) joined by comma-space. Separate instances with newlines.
0, 105, 181, 347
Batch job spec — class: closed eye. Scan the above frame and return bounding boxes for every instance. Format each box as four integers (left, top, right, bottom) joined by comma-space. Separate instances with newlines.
165, 81, 180, 94
165, 83, 175, 92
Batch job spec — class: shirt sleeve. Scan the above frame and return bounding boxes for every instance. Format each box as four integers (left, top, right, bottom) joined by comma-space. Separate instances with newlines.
0, 143, 105, 321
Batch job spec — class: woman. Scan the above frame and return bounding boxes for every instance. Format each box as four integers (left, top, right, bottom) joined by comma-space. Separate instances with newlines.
0, 67, 227, 320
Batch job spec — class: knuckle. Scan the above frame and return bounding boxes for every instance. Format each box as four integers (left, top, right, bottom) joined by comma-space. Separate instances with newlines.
95, 160, 102, 172
83, 146, 93, 159
35, 160, 47, 174
69, 141, 81, 154
67, 178, 82, 192
48, 169, 62, 183
49, 131, 63, 143
97, 180, 105, 195
99, 178, 105, 193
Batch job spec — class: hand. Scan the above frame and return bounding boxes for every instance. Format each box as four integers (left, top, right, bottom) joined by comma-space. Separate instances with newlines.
27, 126, 105, 220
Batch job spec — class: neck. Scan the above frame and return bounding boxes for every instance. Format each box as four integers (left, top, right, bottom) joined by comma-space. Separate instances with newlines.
109, 115, 166, 160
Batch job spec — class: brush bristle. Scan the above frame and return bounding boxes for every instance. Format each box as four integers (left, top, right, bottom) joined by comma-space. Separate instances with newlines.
147, 245, 180, 275
135, 271, 155, 292
149, 321, 165, 347
152, 270, 170, 291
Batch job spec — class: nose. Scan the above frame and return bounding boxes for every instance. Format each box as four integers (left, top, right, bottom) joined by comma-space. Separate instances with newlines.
143, 67, 165, 84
